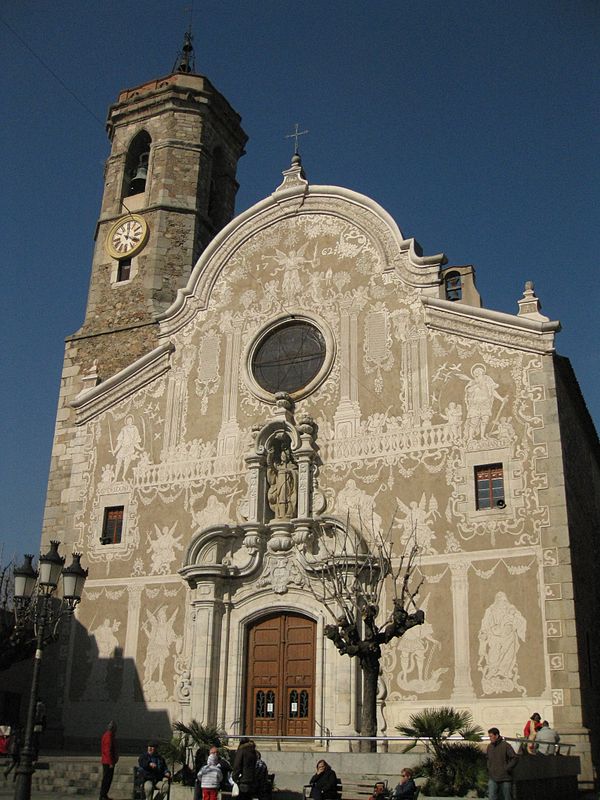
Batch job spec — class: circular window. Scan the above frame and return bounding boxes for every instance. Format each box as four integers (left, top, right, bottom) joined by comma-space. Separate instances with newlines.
252, 320, 327, 395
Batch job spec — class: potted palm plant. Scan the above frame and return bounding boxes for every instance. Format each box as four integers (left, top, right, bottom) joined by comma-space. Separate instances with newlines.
396, 707, 487, 797
160, 721, 231, 792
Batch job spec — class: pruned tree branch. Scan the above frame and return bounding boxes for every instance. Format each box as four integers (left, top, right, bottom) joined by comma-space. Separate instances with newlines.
307, 513, 425, 750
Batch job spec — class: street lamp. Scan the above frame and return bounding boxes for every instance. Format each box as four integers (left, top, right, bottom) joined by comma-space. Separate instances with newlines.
13, 542, 88, 800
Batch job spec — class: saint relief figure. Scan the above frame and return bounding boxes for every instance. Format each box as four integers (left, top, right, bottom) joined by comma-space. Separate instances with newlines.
192, 494, 232, 529
85, 618, 122, 700
457, 365, 506, 440
266, 438, 298, 520
112, 414, 143, 480
478, 591, 527, 696
92, 618, 121, 659
333, 479, 383, 539
142, 606, 181, 701
396, 596, 447, 693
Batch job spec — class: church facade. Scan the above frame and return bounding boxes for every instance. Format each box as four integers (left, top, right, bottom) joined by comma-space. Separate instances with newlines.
40, 62, 599, 778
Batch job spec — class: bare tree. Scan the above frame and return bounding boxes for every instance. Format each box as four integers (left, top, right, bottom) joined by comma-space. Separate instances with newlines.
309, 515, 424, 752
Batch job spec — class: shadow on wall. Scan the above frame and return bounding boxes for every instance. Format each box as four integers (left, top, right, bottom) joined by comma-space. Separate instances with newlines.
60, 615, 172, 752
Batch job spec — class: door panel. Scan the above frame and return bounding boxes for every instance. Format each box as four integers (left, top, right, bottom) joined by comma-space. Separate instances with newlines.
246, 613, 315, 736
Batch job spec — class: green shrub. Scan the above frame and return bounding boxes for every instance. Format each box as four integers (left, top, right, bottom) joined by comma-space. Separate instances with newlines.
161, 720, 231, 772
396, 707, 486, 797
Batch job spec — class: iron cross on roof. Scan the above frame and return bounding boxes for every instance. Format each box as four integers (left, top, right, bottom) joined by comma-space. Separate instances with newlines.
285, 123, 309, 156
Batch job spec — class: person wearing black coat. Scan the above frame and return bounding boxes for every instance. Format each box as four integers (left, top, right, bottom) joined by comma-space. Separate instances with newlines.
391, 768, 417, 800
308, 760, 339, 800
233, 738, 257, 800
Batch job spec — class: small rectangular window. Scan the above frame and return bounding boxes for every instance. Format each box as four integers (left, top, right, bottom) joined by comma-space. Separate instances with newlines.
117, 258, 132, 282
474, 464, 505, 510
101, 506, 124, 544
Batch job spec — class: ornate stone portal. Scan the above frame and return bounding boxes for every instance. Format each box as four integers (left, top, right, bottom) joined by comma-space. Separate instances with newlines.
181, 393, 323, 593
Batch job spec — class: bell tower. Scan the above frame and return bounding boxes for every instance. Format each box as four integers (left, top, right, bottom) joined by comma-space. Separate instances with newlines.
41, 40, 247, 550
77, 35, 247, 377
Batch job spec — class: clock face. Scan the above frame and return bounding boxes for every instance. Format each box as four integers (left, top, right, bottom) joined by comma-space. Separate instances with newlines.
105, 215, 149, 259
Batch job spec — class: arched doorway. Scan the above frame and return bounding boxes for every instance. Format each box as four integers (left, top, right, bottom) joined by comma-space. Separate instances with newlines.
245, 612, 316, 736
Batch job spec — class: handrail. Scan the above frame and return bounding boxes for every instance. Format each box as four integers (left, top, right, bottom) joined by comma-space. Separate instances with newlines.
220, 733, 578, 755
505, 735, 573, 756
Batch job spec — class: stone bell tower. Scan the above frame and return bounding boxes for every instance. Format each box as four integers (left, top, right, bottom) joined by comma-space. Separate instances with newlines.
41, 38, 247, 545
77, 33, 247, 379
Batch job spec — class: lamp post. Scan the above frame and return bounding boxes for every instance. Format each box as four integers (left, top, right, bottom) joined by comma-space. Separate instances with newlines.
12, 541, 88, 800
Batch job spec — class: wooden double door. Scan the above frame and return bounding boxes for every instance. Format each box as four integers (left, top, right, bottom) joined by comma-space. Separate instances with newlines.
245, 613, 315, 737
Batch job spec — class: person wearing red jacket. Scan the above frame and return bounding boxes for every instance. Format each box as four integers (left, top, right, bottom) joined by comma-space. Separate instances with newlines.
100, 721, 118, 800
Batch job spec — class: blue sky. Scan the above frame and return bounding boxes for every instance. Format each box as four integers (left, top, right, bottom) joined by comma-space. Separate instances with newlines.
1, 0, 598, 560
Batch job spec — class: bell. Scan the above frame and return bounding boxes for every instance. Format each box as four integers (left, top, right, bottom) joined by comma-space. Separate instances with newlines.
128, 152, 149, 194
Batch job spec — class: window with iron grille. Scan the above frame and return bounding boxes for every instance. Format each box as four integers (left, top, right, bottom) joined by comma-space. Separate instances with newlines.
474, 464, 505, 510
101, 506, 124, 544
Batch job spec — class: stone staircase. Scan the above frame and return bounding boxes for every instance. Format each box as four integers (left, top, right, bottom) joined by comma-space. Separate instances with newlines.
0, 751, 422, 799
0, 755, 138, 797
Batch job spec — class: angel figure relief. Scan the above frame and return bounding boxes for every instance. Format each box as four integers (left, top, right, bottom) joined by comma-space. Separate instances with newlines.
142, 606, 182, 702
265, 241, 320, 305
147, 522, 184, 575
397, 493, 439, 554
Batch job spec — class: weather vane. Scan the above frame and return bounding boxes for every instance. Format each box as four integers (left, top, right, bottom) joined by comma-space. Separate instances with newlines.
285, 123, 309, 156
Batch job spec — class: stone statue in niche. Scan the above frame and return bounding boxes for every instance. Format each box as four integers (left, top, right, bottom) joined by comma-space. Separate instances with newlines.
266, 436, 298, 520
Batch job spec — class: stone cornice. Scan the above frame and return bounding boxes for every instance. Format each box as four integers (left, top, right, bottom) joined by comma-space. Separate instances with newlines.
423, 296, 560, 354
71, 342, 174, 425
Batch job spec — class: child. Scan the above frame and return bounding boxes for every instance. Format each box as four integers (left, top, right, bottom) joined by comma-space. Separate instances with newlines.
199, 752, 223, 800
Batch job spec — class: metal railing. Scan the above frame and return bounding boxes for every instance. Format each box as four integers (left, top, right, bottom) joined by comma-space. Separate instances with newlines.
219, 732, 577, 756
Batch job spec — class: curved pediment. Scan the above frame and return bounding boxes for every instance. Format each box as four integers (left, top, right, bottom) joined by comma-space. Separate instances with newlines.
157, 160, 447, 338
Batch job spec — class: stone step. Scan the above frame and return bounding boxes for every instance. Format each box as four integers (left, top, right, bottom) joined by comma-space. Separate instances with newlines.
0, 752, 421, 797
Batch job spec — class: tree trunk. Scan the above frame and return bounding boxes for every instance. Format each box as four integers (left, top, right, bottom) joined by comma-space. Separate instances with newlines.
360, 660, 379, 752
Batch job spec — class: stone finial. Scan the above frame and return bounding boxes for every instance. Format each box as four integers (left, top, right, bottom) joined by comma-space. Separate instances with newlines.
297, 413, 315, 436
517, 281, 549, 321
274, 153, 309, 196
81, 359, 100, 389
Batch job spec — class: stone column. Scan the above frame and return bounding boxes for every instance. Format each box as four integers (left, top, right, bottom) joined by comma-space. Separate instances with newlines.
334, 299, 362, 438
450, 559, 475, 701
190, 588, 224, 725
162, 368, 187, 458
124, 584, 143, 699
217, 315, 243, 470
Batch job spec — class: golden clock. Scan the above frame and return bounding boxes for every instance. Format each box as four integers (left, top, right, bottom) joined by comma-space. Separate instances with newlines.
105, 214, 149, 259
